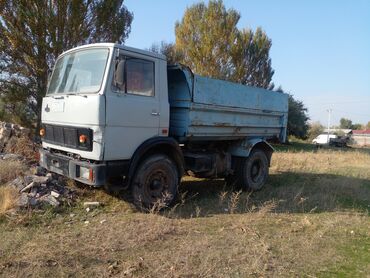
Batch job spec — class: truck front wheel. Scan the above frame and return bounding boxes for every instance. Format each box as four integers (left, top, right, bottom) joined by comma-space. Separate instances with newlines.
241, 149, 269, 191
132, 154, 179, 210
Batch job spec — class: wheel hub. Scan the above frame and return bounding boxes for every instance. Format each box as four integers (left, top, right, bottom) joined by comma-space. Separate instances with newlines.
145, 170, 168, 199
251, 160, 261, 181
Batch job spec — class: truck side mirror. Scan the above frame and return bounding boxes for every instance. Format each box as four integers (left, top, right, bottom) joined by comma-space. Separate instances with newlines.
114, 59, 125, 91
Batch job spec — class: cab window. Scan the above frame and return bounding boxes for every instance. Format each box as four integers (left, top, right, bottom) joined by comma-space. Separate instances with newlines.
113, 57, 155, 97
126, 59, 154, 97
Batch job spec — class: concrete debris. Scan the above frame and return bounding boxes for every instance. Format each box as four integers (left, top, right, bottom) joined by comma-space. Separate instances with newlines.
83, 201, 101, 208
0, 121, 30, 153
32, 175, 51, 184
0, 153, 24, 161
35, 166, 48, 176
40, 195, 60, 207
12, 168, 77, 209
24, 175, 35, 185
20, 181, 36, 193
9, 177, 25, 191
0, 124, 12, 151
50, 191, 60, 198
18, 193, 30, 208
1, 121, 76, 210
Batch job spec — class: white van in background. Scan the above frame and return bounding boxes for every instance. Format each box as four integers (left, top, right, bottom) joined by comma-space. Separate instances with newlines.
312, 134, 337, 145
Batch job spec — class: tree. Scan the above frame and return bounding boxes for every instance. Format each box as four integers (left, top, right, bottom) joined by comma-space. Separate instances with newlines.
351, 123, 363, 130
0, 0, 133, 127
307, 122, 324, 141
366, 121, 370, 129
174, 0, 274, 89
287, 95, 309, 139
148, 41, 183, 65
339, 118, 353, 129
276, 87, 309, 139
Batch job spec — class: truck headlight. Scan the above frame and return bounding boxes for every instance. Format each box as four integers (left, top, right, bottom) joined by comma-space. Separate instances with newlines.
79, 166, 94, 182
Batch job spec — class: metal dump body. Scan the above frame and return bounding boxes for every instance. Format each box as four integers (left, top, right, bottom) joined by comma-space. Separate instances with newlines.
168, 66, 288, 143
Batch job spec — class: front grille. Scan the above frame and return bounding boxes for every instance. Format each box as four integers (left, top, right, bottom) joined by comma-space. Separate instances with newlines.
64, 127, 78, 147
42, 124, 93, 151
53, 126, 64, 144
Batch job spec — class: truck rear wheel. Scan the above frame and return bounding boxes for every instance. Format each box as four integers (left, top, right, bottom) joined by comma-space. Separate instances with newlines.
241, 149, 269, 191
132, 154, 179, 210
226, 150, 269, 191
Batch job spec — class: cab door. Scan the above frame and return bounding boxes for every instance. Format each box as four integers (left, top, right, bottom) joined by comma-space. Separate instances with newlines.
104, 50, 160, 160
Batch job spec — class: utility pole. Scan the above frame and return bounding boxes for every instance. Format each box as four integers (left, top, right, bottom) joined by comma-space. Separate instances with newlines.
327, 109, 332, 143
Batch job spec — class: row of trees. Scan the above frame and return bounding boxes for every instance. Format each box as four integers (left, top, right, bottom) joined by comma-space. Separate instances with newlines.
339, 118, 367, 130
1, 0, 310, 139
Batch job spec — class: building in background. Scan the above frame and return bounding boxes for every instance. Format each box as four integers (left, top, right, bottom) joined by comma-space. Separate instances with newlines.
352, 130, 370, 146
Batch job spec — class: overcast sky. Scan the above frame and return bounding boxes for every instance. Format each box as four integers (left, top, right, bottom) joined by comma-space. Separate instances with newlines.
125, 0, 370, 126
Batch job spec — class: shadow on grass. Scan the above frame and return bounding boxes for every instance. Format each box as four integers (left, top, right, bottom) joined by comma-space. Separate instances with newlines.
160, 172, 370, 219
72, 166, 370, 219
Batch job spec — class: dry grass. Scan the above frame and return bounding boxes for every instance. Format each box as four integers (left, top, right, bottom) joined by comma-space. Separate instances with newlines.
0, 159, 26, 215
0, 210, 368, 277
0, 159, 28, 184
4, 136, 38, 162
0, 186, 19, 215
0, 146, 369, 277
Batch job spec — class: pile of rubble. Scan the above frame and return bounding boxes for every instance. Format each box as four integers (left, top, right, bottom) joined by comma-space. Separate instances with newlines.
9, 167, 77, 208
0, 121, 30, 152
1, 121, 78, 209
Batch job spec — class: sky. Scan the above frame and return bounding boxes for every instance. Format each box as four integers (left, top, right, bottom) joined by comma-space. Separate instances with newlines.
124, 0, 370, 126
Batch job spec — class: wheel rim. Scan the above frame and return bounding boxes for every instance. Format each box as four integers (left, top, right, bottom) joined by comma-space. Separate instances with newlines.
250, 159, 263, 183
144, 170, 169, 200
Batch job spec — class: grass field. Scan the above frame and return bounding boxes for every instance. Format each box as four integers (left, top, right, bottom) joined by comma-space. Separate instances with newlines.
0, 143, 369, 277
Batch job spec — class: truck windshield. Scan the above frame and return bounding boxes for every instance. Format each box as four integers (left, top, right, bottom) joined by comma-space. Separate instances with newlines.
47, 48, 109, 95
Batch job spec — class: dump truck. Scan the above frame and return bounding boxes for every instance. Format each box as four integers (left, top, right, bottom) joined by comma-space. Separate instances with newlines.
39, 43, 288, 208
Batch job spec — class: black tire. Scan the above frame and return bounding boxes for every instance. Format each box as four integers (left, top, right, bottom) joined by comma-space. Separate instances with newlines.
225, 157, 243, 188
241, 150, 269, 191
132, 154, 179, 210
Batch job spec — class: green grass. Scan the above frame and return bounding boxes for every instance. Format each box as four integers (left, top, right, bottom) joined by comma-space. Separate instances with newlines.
319, 229, 370, 277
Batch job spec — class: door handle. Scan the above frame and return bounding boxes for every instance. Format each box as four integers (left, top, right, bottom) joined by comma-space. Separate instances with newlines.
151, 112, 160, 116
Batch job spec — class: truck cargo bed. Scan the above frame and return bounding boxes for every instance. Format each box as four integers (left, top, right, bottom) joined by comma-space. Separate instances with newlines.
167, 65, 288, 143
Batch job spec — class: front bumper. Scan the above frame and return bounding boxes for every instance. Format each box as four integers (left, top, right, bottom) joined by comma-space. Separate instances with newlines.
39, 149, 106, 186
